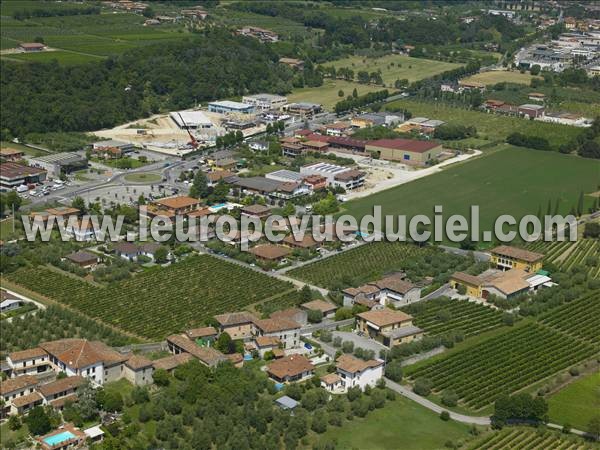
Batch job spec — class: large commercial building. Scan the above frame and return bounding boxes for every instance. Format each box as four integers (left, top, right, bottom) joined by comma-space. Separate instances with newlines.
169, 111, 213, 129
0, 163, 46, 188
365, 138, 443, 166
242, 94, 287, 111
208, 101, 254, 115
299, 162, 365, 190
29, 153, 87, 177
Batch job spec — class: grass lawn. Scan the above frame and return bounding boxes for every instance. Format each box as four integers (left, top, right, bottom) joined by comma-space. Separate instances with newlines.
0, 217, 22, 240
462, 70, 541, 86
548, 372, 600, 430
288, 79, 382, 110
0, 141, 46, 156
123, 172, 162, 183
328, 54, 461, 85
93, 157, 151, 169
342, 146, 600, 247
0, 421, 30, 448
314, 395, 473, 449
384, 99, 583, 148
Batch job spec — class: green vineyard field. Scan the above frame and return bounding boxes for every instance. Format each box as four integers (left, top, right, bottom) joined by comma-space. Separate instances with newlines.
467, 427, 598, 450
5, 255, 292, 340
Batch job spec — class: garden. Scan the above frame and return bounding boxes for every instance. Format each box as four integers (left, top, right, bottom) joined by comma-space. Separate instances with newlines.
5, 255, 292, 340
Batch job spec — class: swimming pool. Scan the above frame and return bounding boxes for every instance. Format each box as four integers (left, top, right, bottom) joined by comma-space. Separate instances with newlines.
43, 431, 76, 446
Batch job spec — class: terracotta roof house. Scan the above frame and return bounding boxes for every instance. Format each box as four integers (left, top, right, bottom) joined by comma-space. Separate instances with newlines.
267, 354, 314, 383
241, 204, 271, 219
300, 300, 338, 319
356, 309, 423, 347
320, 373, 343, 392
166, 334, 227, 367
270, 307, 308, 327
10, 391, 43, 415
282, 233, 319, 249
214, 311, 257, 339
39, 339, 128, 385
490, 245, 544, 272
64, 251, 99, 269
37, 376, 85, 406
123, 354, 153, 386
1, 375, 38, 400
148, 195, 201, 218
254, 318, 301, 349
152, 353, 193, 372
249, 244, 291, 261
185, 326, 218, 341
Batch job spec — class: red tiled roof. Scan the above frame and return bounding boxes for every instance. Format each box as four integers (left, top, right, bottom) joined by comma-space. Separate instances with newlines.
369, 139, 441, 153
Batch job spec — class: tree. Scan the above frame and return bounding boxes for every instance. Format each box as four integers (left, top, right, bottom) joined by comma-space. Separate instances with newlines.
132, 386, 150, 404
352, 88, 358, 98
0, 191, 23, 216
307, 309, 323, 323
97, 390, 123, 412
583, 222, 600, 238
338, 90, 344, 97
138, 194, 146, 205
440, 410, 451, 421
441, 390, 458, 407
189, 170, 209, 198
25, 406, 51, 435
71, 196, 86, 213
587, 416, 600, 440
385, 360, 403, 382
153, 368, 170, 386
154, 246, 169, 263
342, 340, 354, 353
530, 64, 541, 75
7, 415, 21, 431
413, 378, 432, 396
300, 285, 312, 303
215, 332, 236, 354
142, 6, 155, 18
491, 393, 548, 429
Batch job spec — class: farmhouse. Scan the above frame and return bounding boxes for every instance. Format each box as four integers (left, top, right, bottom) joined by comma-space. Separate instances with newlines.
518, 104, 545, 119
37, 376, 85, 410
300, 300, 337, 319
249, 244, 291, 262
0, 162, 47, 188
253, 318, 301, 349
450, 268, 552, 300
0, 297, 23, 314
342, 272, 420, 307
267, 355, 314, 383
490, 245, 544, 272
166, 334, 228, 367
278, 57, 305, 70
152, 353, 193, 373
64, 251, 99, 269
366, 139, 443, 166
19, 42, 47, 52
123, 355, 153, 386
253, 336, 282, 358
7, 348, 51, 377
185, 326, 218, 345
214, 311, 257, 339
283, 233, 319, 250
270, 307, 308, 327
334, 354, 384, 391
356, 309, 423, 347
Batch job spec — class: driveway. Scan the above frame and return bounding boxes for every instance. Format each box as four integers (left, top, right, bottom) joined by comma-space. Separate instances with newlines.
332, 331, 387, 355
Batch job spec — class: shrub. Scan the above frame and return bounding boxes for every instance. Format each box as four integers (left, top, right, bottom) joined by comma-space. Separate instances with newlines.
413, 378, 433, 396
441, 390, 458, 407
440, 410, 451, 421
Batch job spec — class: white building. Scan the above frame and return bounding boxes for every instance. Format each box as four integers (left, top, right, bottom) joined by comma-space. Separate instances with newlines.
7, 348, 51, 378
334, 354, 384, 391
265, 169, 305, 184
208, 100, 254, 114
169, 110, 213, 129
299, 162, 365, 191
242, 94, 287, 111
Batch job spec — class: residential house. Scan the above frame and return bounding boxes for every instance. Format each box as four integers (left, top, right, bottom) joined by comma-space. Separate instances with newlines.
1, 290, 23, 314
342, 284, 381, 307
303, 140, 329, 153
370, 273, 421, 307
356, 309, 423, 347
113, 242, 141, 261
518, 104, 545, 118
267, 355, 314, 383
152, 353, 193, 373
300, 300, 337, 319
241, 204, 271, 219
37, 376, 85, 411
148, 196, 202, 218
1, 375, 38, 418
283, 234, 319, 250
237, 26, 279, 43
490, 245, 544, 272
39, 339, 128, 386
254, 336, 282, 358
7, 348, 51, 377
207, 170, 235, 186
65, 218, 97, 241
249, 244, 291, 262
528, 92, 546, 102
64, 251, 99, 269
19, 42, 46, 52
366, 139, 444, 166
123, 355, 153, 386
270, 308, 308, 327
185, 327, 218, 346
253, 318, 301, 349
334, 354, 383, 391
320, 373, 344, 393
324, 122, 352, 137
10, 391, 44, 416
166, 334, 228, 367
303, 175, 327, 191
278, 58, 304, 70
213, 312, 257, 340
450, 268, 552, 300
249, 140, 270, 152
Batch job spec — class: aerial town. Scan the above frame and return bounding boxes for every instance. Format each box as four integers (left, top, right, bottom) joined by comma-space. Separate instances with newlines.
0, 0, 599, 449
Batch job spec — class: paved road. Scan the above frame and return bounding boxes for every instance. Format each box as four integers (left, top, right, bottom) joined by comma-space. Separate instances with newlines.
384, 378, 491, 425
301, 318, 354, 335
439, 245, 490, 262
3, 288, 47, 310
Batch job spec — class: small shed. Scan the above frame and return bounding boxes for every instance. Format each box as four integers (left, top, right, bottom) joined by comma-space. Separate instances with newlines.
275, 395, 298, 411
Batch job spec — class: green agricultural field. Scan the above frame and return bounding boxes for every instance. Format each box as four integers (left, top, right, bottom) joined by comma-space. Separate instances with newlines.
462, 70, 541, 86
466, 426, 598, 450
526, 239, 600, 278
212, 8, 315, 38
5, 255, 294, 340
315, 395, 472, 450
328, 54, 461, 85
7, 50, 104, 65
406, 322, 597, 410
342, 146, 600, 246
288, 242, 477, 290
548, 372, 600, 430
384, 100, 583, 147
288, 79, 382, 110
402, 297, 505, 338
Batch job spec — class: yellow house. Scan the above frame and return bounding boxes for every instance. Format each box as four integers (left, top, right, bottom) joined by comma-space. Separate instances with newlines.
490, 245, 544, 272
356, 309, 423, 347
449, 272, 483, 297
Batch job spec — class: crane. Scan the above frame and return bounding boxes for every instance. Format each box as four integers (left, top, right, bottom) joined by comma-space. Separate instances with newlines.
176, 112, 199, 149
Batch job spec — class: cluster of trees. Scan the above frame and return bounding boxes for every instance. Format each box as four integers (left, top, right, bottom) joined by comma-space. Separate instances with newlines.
506, 132, 551, 151
215, 131, 244, 149
433, 124, 477, 140
1, 30, 297, 137
334, 89, 389, 114
491, 393, 548, 429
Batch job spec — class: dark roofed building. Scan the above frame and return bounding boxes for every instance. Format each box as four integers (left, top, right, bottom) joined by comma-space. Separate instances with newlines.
65, 251, 99, 269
